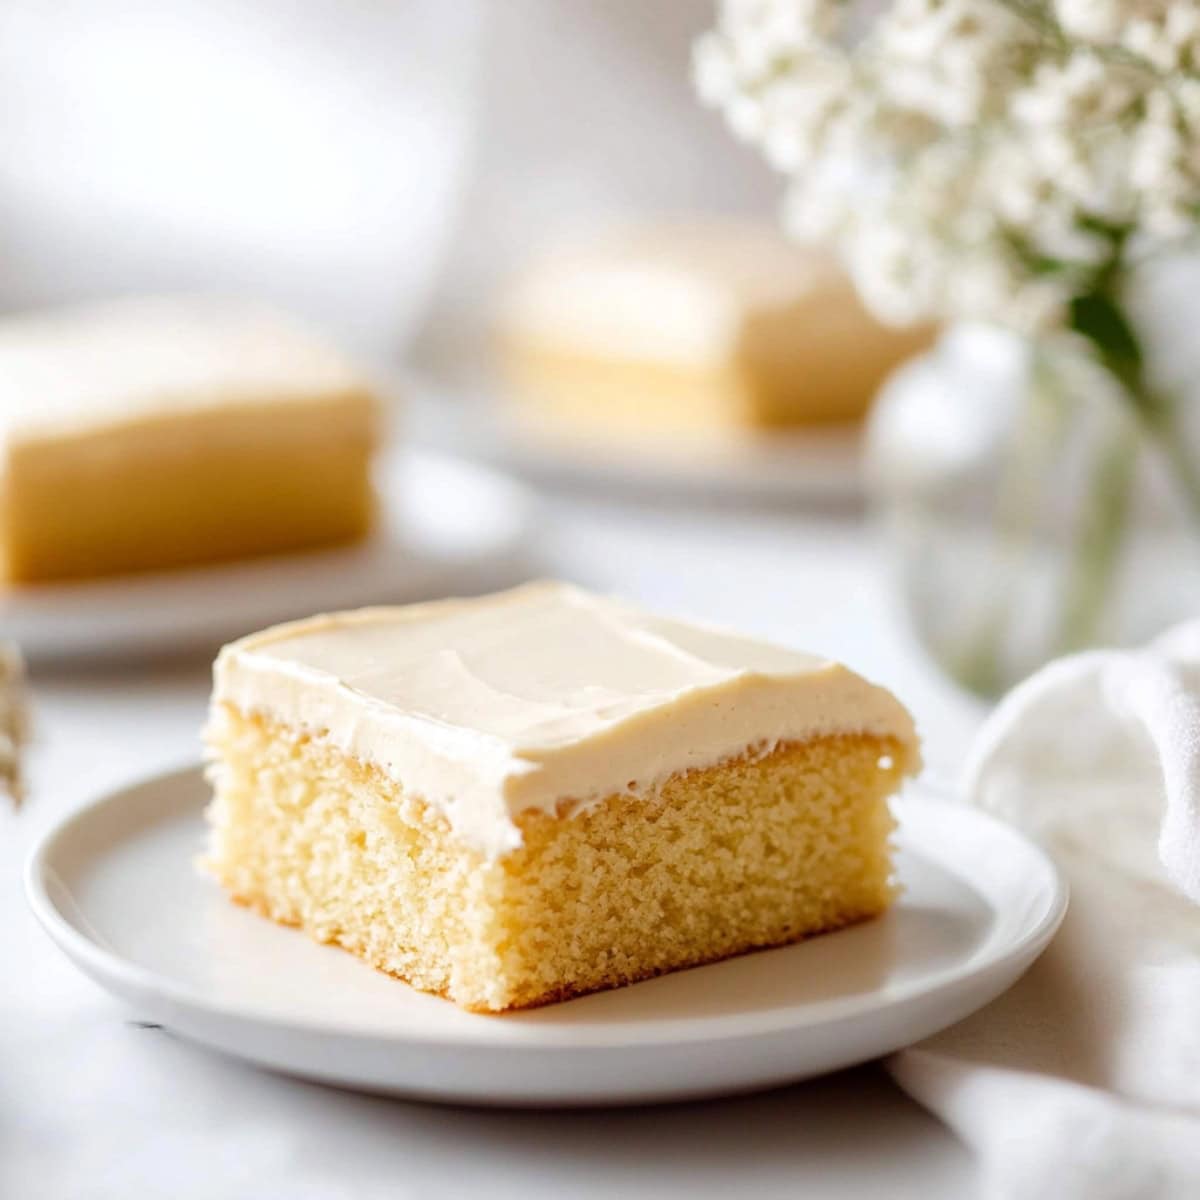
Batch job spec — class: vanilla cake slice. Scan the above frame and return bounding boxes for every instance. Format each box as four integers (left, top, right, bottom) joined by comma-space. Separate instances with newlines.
497, 220, 934, 436
0, 296, 379, 583
203, 582, 921, 1013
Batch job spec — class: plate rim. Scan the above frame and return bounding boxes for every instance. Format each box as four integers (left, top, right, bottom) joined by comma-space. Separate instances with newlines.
25, 763, 1068, 1052
0, 447, 539, 661
405, 370, 866, 503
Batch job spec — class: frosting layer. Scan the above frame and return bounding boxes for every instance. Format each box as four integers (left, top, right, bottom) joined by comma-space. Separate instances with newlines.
498, 220, 842, 367
209, 582, 919, 857
0, 296, 369, 446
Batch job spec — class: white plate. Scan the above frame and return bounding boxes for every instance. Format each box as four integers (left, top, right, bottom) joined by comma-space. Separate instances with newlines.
1, 451, 536, 663
495, 423, 864, 503
408, 375, 864, 504
26, 767, 1066, 1107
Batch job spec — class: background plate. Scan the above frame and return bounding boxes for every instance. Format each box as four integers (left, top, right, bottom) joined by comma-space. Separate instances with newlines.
27, 767, 1066, 1107
1, 451, 536, 663
408, 374, 864, 504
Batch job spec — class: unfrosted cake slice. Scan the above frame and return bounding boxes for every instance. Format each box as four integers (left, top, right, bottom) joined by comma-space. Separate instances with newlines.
203, 582, 920, 1012
0, 296, 380, 584
497, 219, 933, 437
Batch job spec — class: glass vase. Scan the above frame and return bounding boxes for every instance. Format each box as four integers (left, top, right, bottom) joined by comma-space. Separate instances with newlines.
867, 323, 1200, 696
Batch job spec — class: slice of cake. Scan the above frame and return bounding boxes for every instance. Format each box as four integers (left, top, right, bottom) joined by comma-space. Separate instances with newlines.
0, 297, 380, 584
203, 582, 920, 1013
496, 219, 934, 438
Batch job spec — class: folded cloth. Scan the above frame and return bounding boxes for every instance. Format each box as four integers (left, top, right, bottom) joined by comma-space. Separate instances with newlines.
888, 623, 1200, 1200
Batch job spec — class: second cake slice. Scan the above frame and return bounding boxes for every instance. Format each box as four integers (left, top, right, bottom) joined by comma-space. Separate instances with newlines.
0, 297, 380, 583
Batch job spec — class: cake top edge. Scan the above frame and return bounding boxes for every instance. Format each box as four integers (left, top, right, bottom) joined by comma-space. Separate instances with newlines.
218, 578, 829, 667
495, 221, 850, 365
214, 580, 918, 752
208, 580, 919, 857
501, 219, 843, 303
0, 294, 376, 445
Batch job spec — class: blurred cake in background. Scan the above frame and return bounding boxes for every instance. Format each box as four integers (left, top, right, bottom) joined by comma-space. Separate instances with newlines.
0, 297, 381, 584
0, 642, 28, 804
496, 219, 934, 440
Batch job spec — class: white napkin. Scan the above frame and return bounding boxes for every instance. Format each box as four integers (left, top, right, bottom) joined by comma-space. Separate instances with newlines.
888, 624, 1200, 1199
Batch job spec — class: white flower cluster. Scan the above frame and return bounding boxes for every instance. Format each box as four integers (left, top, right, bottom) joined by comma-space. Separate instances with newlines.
695, 0, 1200, 332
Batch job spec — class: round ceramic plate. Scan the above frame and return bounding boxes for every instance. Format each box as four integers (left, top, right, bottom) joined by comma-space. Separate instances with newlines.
1, 451, 536, 662
494, 423, 864, 503
26, 767, 1066, 1108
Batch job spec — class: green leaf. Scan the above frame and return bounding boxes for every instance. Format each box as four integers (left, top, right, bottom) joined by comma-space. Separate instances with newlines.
1068, 291, 1143, 385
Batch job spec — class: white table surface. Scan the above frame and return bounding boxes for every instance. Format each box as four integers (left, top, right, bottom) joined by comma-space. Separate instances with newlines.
3, 477, 988, 1199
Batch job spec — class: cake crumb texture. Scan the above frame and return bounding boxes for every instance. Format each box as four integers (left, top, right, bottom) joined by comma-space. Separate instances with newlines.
204, 707, 911, 1013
